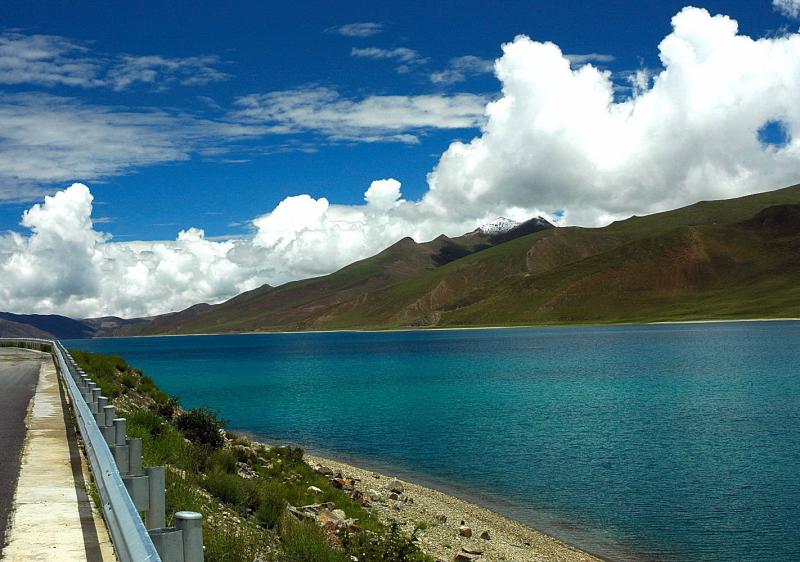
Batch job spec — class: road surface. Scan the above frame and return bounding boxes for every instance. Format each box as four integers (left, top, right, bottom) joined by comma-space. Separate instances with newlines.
0, 347, 41, 548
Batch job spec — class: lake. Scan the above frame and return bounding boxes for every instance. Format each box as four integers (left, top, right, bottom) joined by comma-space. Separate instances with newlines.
66, 321, 800, 561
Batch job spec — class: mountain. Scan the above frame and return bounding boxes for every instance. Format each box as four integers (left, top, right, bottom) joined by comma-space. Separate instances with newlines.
478, 217, 519, 235
114, 183, 800, 335
0, 312, 95, 339
0, 317, 55, 338
110, 183, 800, 335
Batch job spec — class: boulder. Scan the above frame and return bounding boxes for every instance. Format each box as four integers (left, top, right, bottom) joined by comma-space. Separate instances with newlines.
458, 525, 472, 538
479, 530, 491, 540
388, 478, 404, 494
388, 492, 401, 501
331, 509, 347, 521
452, 554, 477, 562
307, 485, 323, 494
316, 465, 333, 475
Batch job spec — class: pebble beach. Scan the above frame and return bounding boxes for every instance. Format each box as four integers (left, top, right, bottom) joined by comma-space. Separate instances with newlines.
303, 452, 602, 562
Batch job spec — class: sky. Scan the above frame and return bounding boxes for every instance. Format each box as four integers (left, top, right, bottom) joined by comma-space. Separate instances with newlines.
1, 0, 799, 318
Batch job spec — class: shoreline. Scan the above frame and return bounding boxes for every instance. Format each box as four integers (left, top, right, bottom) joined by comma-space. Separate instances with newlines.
95, 316, 800, 340
243, 433, 605, 562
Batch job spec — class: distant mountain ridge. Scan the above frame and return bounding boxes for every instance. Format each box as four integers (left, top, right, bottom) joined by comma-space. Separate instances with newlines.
110, 183, 800, 335
4, 184, 800, 338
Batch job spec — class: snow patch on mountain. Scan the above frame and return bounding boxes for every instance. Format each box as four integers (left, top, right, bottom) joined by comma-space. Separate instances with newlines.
478, 217, 519, 235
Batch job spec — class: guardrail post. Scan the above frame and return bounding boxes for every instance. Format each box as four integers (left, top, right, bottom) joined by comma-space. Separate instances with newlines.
95, 396, 107, 425
113, 418, 130, 475
101, 405, 116, 444
146, 466, 166, 529
149, 528, 183, 562
128, 437, 143, 476
175, 511, 204, 562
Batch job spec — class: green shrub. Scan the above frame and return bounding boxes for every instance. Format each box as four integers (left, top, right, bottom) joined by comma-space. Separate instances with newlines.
209, 449, 238, 474
121, 373, 137, 389
279, 516, 349, 562
126, 410, 165, 438
254, 481, 288, 529
342, 521, 433, 562
175, 408, 225, 449
155, 396, 179, 420
204, 470, 260, 511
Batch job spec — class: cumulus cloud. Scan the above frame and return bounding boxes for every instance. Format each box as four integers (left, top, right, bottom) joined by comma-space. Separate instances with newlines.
774, 0, 800, 19
327, 22, 384, 37
231, 87, 487, 143
0, 181, 494, 317
425, 7, 800, 225
0, 31, 229, 91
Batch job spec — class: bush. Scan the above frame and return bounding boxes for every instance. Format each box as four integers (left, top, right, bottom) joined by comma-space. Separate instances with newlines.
126, 410, 165, 438
342, 521, 433, 562
204, 470, 259, 511
255, 481, 288, 529
155, 396, 179, 420
175, 408, 225, 449
209, 449, 238, 474
279, 516, 349, 562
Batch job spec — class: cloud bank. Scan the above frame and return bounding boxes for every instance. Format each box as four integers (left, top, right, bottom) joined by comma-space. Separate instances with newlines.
3, 7, 800, 317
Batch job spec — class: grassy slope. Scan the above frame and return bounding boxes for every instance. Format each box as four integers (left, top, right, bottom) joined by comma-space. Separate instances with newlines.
131, 184, 800, 334
304, 184, 800, 328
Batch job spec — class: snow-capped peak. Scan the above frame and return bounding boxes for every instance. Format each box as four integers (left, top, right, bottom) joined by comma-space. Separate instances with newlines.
478, 217, 519, 235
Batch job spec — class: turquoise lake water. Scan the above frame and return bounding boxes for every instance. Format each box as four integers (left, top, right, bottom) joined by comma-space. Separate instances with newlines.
67, 322, 800, 561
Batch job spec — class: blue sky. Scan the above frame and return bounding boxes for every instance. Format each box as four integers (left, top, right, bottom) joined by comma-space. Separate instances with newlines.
0, 0, 791, 240
1, 0, 800, 317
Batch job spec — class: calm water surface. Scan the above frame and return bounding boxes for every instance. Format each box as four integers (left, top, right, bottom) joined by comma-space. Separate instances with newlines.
67, 322, 800, 561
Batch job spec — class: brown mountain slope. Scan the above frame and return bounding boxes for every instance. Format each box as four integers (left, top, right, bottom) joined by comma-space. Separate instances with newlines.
117, 184, 800, 335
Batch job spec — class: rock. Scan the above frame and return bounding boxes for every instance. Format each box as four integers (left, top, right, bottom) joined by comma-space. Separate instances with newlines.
331, 509, 347, 521
458, 525, 472, 538
388, 492, 401, 501
316, 465, 333, 475
452, 554, 477, 562
436, 514, 448, 524
462, 546, 484, 555
479, 530, 491, 540
388, 478, 404, 494
307, 485, 323, 494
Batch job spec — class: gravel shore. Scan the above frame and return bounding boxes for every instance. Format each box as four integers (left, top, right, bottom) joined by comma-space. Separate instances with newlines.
303, 452, 602, 562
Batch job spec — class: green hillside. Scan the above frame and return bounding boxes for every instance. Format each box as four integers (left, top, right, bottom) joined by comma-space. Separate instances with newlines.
119, 184, 800, 335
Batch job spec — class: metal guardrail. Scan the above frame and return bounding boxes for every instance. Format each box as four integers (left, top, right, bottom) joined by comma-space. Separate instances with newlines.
0, 338, 205, 562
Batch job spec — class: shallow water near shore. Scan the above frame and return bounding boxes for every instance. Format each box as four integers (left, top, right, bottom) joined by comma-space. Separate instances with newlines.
67, 321, 800, 561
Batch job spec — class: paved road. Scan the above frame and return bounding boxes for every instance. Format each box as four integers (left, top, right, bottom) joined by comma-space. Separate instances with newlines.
0, 348, 41, 549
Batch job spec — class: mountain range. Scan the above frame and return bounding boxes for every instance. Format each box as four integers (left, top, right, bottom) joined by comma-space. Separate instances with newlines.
3, 183, 800, 339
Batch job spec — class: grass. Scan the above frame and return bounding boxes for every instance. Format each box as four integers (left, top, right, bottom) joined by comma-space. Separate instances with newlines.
71, 349, 433, 562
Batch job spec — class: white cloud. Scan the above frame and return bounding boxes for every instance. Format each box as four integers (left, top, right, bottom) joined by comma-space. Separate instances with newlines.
231, 87, 487, 143
430, 56, 494, 85
0, 32, 102, 87
0, 181, 493, 317
351, 47, 427, 73
425, 7, 800, 226
564, 53, 615, 65
107, 55, 229, 90
0, 31, 228, 91
774, 0, 800, 19
327, 22, 384, 38
0, 93, 264, 199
